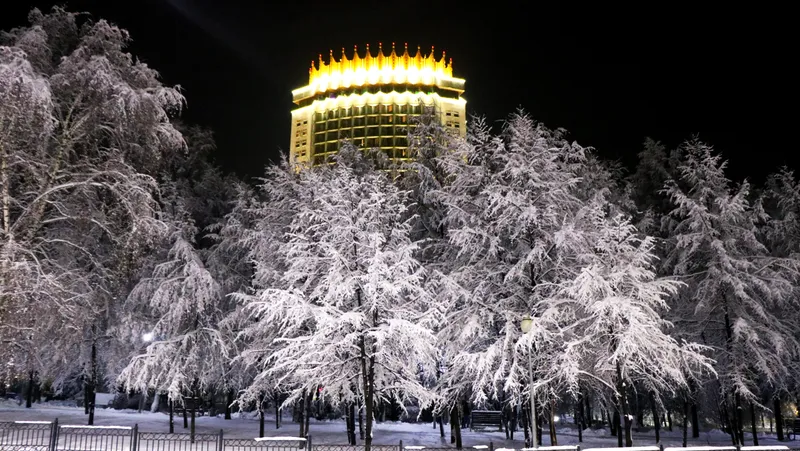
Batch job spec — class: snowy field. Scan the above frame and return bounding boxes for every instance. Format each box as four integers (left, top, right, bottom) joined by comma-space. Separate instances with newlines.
0, 400, 797, 449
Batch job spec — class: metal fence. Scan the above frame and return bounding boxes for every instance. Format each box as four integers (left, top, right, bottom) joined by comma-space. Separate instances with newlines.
0, 422, 309, 451
2, 421, 797, 451
138, 432, 220, 451
0, 420, 58, 451
56, 424, 136, 451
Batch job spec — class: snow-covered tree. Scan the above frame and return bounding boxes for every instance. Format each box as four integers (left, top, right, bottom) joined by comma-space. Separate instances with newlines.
234, 145, 440, 450
555, 199, 713, 446
116, 125, 243, 418
0, 6, 185, 418
431, 109, 587, 417
664, 139, 800, 445
117, 187, 225, 401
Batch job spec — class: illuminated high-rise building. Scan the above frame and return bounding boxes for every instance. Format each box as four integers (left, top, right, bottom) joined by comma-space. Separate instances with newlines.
290, 43, 466, 167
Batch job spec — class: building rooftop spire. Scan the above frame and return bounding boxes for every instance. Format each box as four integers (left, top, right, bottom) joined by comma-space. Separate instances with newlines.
308, 43, 455, 90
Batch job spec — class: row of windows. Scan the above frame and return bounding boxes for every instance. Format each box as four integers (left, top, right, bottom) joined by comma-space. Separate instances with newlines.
315, 125, 416, 142
313, 106, 460, 122
314, 136, 410, 153
312, 147, 415, 165
314, 115, 415, 132
294, 138, 308, 148
315, 104, 431, 120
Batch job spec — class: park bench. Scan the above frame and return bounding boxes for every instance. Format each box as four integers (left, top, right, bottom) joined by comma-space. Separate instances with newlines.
470, 410, 503, 432
174, 405, 206, 417
789, 417, 800, 440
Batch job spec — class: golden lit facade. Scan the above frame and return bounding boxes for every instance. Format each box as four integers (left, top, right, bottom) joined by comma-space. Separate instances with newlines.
290, 43, 466, 166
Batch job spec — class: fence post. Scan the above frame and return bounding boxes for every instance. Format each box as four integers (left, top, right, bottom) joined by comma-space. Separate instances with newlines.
218, 429, 224, 451
49, 418, 59, 451
576, 446, 581, 451
306, 434, 312, 451
132, 423, 139, 451
489, 441, 494, 451
399, 439, 403, 451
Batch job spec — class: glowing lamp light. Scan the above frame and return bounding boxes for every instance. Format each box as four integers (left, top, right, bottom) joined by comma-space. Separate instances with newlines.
142, 332, 154, 342
553, 415, 560, 422
520, 315, 533, 334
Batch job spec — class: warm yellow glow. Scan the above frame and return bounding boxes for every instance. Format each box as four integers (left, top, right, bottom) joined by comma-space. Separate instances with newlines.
294, 43, 465, 101
291, 90, 466, 115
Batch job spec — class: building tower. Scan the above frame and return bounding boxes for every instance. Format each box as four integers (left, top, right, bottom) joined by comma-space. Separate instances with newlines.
290, 43, 466, 167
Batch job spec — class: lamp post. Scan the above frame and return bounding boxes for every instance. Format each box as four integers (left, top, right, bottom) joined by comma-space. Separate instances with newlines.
520, 315, 537, 448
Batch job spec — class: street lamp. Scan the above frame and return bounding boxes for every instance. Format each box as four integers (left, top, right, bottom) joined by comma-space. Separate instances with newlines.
142, 332, 154, 342
520, 315, 537, 448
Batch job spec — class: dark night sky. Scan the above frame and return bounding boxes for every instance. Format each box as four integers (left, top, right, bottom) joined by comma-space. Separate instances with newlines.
2, 1, 794, 182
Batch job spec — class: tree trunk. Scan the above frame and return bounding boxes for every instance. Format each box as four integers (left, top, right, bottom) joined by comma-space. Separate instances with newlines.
84, 382, 90, 414
750, 402, 759, 446
549, 398, 557, 445
138, 391, 146, 413
577, 391, 585, 443
775, 397, 784, 441
450, 404, 462, 449
723, 300, 743, 446
258, 392, 265, 438
26, 371, 34, 408
609, 409, 617, 436
183, 405, 188, 429
359, 405, 364, 439
190, 408, 196, 443
169, 399, 174, 433
682, 401, 689, 447
303, 391, 311, 437
614, 409, 622, 447
650, 393, 660, 443
359, 297, 377, 451
225, 389, 234, 420
667, 409, 673, 431
346, 402, 356, 445
522, 406, 530, 447
150, 392, 160, 413
87, 340, 97, 425
298, 392, 305, 437
536, 399, 543, 446
438, 412, 445, 438
585, 394, 592, 428
616, 361, 632, 447
691, 402, 700, 438
735, 392, 744, 445
635, 393, 645, 432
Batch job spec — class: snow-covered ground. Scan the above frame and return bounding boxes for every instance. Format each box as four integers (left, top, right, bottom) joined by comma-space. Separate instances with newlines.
1, 400, 798, 449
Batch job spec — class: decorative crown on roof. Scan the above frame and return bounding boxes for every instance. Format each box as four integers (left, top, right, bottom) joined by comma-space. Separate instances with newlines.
308, 42, 454, 86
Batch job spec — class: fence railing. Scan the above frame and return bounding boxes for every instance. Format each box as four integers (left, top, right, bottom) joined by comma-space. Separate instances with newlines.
0, 421, 309, 451
1, 421, 796, 451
